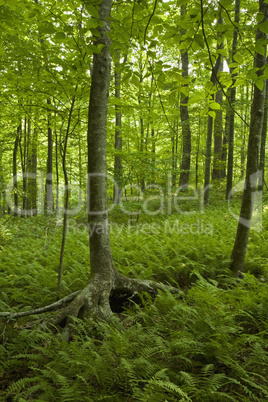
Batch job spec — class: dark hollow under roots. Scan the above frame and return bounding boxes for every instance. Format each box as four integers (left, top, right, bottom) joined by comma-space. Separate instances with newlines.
109, 288, 154, 313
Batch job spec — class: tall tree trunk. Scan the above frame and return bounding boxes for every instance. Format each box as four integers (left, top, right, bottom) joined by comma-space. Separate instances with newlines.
19, 117, 29, 217
259, 77, 268, 191
221, 108, 229, 180
138, 57, 145, 192
240, 85, 247, 179
28, 114, 38, 216
204, 113, 214, 205
113, 51, 123, 204
55, 129, 60, 215
226, 0, 240, 200
212, 64, 223, 180
203, 14, 223, 205
179, 5, 191, 189
50, 0, 180, 340
195, 112, 201, 189
0, 125, 3, 216
171, 119, 179, 187
58, 95, 77, 293
45, 99, 54, 215
13, 125, 21, 217
230, 0, 268, 275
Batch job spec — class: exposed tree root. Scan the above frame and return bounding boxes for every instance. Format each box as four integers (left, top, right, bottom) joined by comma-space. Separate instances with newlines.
0, 273, 183, 342
49, 272, 183, 341
0, 290, 81, 319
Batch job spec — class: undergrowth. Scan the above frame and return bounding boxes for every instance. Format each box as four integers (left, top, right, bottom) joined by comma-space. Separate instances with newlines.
0, 199, 268, 400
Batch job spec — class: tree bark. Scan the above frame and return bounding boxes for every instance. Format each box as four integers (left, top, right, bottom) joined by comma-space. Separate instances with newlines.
259, 77, 268, 191
113, 50, 123, 204
45, 99, 54, 215
226, 0, 240, 200
58, 95, 76, 293
212, 66, 223, 180
179, 5, 191, 189
203, 14, 223, 205
13, 125, 21, 217
230, 0, 268, 275
27, 115, 38, 216
204, 113, 214, 205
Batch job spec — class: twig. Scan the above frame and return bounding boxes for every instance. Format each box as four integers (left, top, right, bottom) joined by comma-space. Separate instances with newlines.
144, 0, 158, 45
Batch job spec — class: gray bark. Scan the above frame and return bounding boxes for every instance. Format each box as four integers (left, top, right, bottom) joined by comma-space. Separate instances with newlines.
230, 0, 268, 274
45, 99, 54, 214
179, 5, 191, 189
113, 51, 123, 204
226, 0, 240, 200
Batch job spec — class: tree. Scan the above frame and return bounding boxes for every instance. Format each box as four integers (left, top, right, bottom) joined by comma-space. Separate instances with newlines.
226, 0, 240, 201
113, 51, 123, 204
49, 0, 178, 341
179, 5, 191, 189
45, 99, 54, 215
230, 0, 268, 275
203, 13, 223, 205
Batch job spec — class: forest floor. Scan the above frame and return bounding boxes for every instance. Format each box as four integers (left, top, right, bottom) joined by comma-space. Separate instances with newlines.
0, 194, 268, 401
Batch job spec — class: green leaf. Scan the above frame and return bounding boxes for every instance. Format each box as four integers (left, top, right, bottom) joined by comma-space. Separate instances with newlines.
200, 108, 208, 117
7, 0, 16, 10
55, 32, 66, 40
84, 4, 99, 19
39, 24, 56, 34
259, 21, 268, 34
233, 53, 243, 63
257, 12, 265, 23
87, 18, 100, 29
209, 102, 221, 110
188, 94, 204, 105
87, 44, 105, 54
220, 0, 232, 6
208, 110, 216, 119
176, 0, 188, 5
194, 34, 203, 48
255, 42, 265, 56
255, 79, 264, 91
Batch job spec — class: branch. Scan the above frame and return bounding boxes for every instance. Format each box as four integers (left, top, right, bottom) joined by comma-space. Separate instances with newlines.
144, 0, 158, 45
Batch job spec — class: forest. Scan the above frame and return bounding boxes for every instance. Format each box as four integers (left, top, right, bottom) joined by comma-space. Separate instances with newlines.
1, 0, 268, 400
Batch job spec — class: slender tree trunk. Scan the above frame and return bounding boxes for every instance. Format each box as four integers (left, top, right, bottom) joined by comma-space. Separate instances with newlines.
138, 58, 145, 192
226, 0, 240, 200
259, 77, 268, 191
45, 99, 53, 215
0, 129, 3, 216
203, 14, 223, 205
240, 86, 246, 179
28, 115, 38, 216
230, 0, 268, 275
13, 125, 21, 216
55, 129, 60, 215
212, 65, 223, 180
221, 111, 228, 179
195, 113, 201, 189
19, 117, 29, 217
113, 51, 123, 204
58, 95, 76, 293
151, 128, 156, 184
179, 5, 191, 189
50, 0, 180, 340
204, 113, 214, 205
